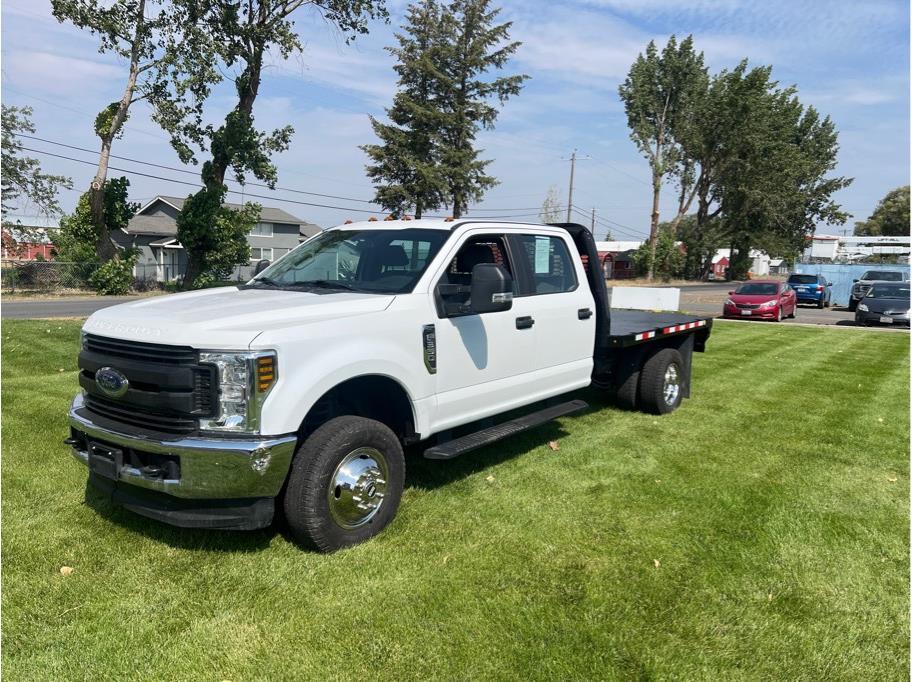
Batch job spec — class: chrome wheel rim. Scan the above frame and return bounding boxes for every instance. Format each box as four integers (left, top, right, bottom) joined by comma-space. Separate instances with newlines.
327, 447, 389, 530
663, 363, 681, 406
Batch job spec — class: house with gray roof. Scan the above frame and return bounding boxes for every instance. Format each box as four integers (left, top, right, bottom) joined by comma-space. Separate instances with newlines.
112, 195, 321, 281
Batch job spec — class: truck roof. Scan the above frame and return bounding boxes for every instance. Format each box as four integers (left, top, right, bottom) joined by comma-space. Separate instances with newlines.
328, 218, 556, 232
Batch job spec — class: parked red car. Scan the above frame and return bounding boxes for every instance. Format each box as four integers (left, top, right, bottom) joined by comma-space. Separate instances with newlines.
722, 280, 797, 321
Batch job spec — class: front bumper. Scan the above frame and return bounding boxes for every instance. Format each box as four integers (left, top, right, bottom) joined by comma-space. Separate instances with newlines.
854, 311, 911, 327
723, 306, 778, 319
68, 394, 297, 527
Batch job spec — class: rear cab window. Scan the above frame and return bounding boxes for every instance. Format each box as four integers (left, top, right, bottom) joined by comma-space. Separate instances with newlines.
510, 234, 578, 295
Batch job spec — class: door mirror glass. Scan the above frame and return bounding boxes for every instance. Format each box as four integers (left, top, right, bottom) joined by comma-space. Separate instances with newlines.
254, 259, 271, 276
470, 263, 513, 314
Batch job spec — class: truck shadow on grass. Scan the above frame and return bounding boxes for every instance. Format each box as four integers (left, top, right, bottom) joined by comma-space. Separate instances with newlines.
82, 486, 277, 552
404, 387, 608, 491
81, 388, 613, 551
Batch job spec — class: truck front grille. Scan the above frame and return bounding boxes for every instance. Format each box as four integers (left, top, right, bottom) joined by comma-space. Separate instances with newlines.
79, 334, 215, 435
84, 395, 198, 435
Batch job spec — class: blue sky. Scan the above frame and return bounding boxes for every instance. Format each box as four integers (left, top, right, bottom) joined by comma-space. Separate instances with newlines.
2, 0, 909, 241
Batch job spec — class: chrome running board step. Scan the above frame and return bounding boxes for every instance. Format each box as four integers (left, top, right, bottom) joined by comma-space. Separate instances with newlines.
423, 400, 588, 460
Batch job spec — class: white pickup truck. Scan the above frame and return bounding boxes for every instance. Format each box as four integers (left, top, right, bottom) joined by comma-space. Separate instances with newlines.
67, 220, 712, 551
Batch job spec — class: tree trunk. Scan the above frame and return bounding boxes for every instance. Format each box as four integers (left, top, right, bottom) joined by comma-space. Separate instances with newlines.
91, 136, 117, 261
91, 0, 146, 263
646, 172, 661, 280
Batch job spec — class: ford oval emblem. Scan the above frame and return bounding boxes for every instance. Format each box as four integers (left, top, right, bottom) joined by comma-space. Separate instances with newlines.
95, 366, 129, 398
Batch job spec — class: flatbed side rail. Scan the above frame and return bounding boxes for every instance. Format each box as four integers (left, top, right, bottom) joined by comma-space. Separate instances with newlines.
610, 318, 713, 348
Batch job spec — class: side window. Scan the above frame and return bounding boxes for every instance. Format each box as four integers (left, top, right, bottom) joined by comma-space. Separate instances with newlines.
438, 235, 513, 309
513, 234, 577, 295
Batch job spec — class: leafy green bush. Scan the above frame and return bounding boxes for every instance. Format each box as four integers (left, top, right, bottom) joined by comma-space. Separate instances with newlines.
89, 251, 137, 295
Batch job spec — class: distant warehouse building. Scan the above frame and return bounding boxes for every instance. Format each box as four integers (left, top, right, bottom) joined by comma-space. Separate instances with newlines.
805, 234, 911, 263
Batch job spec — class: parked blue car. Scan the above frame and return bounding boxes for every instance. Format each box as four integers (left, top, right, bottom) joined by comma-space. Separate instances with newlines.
787, 273, 832, 308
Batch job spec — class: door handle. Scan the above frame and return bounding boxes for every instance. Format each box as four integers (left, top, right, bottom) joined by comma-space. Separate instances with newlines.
515, 316, 535, 330
578, 308, 592, 320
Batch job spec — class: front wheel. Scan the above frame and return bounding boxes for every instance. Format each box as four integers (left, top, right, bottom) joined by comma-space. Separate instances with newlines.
638, 348, 685, 415
775, 306, 782, 322
283, 416, 405, 552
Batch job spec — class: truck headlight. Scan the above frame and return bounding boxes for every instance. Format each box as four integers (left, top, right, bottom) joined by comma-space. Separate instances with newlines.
199, 351, 277, 434
857, 303, 868, 312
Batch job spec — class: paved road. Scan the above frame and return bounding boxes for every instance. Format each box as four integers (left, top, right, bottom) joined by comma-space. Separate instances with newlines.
2, 286, 908, 332
1, 296, 139, 319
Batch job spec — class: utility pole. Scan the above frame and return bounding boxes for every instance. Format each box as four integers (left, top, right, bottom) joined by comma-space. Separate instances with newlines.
563, 149, 590, 222
590, 207, 596, 233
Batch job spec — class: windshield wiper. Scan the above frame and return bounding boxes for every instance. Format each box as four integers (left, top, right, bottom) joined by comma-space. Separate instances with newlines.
295, 279, 358, 291
250, 276, 284, 288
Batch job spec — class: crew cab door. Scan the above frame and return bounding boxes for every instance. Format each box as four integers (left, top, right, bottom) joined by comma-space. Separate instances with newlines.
507, 232, 595, 385
429, 232, 537, 430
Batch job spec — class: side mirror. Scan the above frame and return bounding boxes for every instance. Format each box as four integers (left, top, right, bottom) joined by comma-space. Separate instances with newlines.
470, 263, 513, 314
728, 291, 734, 296
852, 279, 858, 283
827, 282, 832, 287
254, 259, 271, 276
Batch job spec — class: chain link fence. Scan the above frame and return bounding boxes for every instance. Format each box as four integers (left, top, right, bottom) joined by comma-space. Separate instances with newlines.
2, 260, 258, 293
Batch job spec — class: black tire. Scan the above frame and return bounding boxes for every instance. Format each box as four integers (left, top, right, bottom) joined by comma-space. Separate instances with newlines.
848, 299, 857, 312
614, 367, 640, 410
789, 305, 796, 319
638, 348, 685, 415
283, 416, 405, 552
817, 297, 825, 309
775, 306, 782, 322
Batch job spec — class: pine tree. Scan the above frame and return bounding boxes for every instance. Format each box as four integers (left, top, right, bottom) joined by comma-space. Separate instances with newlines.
362, 0, 449, 218
438, 0, 527, 217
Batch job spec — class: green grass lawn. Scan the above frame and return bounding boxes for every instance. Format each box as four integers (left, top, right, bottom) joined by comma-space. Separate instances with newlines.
2, 320, 908, 680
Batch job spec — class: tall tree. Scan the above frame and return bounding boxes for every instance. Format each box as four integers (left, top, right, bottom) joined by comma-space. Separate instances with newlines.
1, 105, 72, 222
167, 0, 388, 287
438, 0, 527, 217
539, 185, 562, 223
718, 81, 851, 278
854, 186, 910, 236
618, 35, 707, 280
51, 0, 212, 263
362, 0, 449, 218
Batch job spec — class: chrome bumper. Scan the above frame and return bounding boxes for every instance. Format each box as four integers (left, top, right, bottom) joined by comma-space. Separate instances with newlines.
68, 394, 297, 499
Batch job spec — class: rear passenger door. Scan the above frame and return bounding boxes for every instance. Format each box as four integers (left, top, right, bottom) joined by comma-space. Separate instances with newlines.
508, 232, 595, 389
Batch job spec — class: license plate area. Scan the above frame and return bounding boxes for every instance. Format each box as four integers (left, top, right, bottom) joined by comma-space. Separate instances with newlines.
741, 310, 752, 316
880, 316, 894, 324
88, 441, 123, 480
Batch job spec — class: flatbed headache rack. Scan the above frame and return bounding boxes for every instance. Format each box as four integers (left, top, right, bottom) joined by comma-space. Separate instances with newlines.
547, 222, 713, 351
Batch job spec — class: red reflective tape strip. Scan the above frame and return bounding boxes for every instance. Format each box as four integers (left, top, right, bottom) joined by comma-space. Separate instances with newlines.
663, 320, 707, 335
634, 331, 656, 341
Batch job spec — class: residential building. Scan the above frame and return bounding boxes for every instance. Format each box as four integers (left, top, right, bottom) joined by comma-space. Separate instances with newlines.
113, 195, 321, 281
595, 240, 643, 279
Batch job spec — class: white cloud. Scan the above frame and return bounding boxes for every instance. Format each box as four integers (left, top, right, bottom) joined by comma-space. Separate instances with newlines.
3, 49, 123, 97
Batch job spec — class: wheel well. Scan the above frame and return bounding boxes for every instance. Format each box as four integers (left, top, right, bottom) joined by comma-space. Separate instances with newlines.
299, 375, 416, 443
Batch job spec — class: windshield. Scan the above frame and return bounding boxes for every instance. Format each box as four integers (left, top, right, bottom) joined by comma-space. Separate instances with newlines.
788, 275, 818, 284
865, 284, 910, 299
861, 270, 904, 282
251, 228, 449, 294
736, 283, 779, 295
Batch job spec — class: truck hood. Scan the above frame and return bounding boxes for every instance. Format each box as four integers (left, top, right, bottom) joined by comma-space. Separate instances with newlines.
83, 287, 396, 349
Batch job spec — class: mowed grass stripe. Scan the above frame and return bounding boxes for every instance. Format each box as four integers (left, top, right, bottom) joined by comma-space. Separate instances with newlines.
1, 320, 908, 680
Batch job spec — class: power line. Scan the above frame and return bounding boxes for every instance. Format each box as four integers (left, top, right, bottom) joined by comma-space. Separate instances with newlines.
19, 146, 566, 222
19, 134, 380, 205
19, 133, 584, 217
